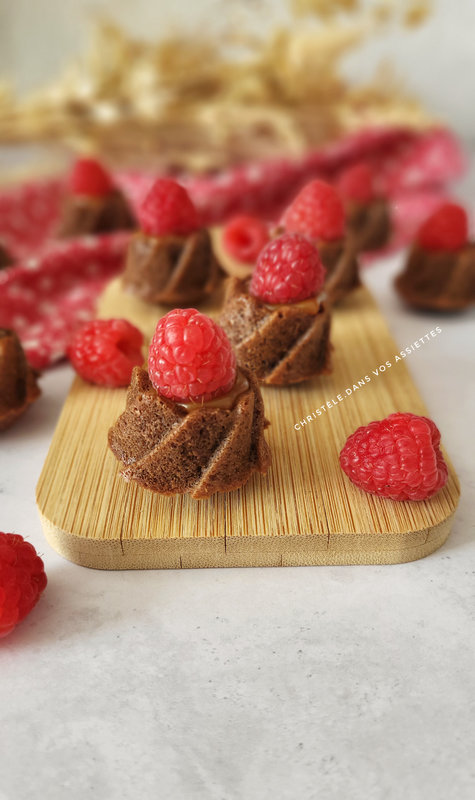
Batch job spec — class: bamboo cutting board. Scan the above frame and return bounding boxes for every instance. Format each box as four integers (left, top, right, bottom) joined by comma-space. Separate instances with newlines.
36, 271, 460, 569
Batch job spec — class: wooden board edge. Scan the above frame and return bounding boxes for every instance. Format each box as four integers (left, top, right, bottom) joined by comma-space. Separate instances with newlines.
38, 506, 456, 571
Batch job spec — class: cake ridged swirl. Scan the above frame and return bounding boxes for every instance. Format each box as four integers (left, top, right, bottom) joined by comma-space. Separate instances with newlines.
219, 278, 332, 386
122, 228, 223, 306
108, 366, 271, 499
395, 244, 475, 310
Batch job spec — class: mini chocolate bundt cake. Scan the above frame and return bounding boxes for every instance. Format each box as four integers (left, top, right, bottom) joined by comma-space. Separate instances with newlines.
0, 329, 41, 431
280, 179, 361, 305
337, 162, 391, 253
395, 244, 475, 311
395, 202, 475, 311
58, 157, 136, 238
317, 239, 361, 306
219, 277, 332, 386
122, 228, 223, 306
121, 178, 224, 307
108, 366, 270, 499
345, 198, 391, 252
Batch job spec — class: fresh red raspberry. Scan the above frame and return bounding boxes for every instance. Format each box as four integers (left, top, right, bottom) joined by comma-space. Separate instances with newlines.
340, 412, 448, 502
337, 162, 375, 204
222, 215, 270, 263
67, 319, 144, 387
0, 533, 47, 638
148, 309, 236, 403
70, 158, 115, 197
417, 202, 468, 251
138, 178, 200, 237
249, 233, 326, 305
281, 179, 345, 241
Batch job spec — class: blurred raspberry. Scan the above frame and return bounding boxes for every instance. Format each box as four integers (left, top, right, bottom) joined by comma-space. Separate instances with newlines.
138, 178, 200, 237
250, 233, 326, 305
417, 203, 468, 251
67, 319, 144, 387
148, 309, 236, 403
222, 215, 270, 263
281, 179, 345, 241
340, 412, 448, 501
0, 533, 47, 638
337, 163, 375, 204
70, 158, 115, 197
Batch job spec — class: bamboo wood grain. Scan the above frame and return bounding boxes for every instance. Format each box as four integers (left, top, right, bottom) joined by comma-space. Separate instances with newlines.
36, 275, 460, 569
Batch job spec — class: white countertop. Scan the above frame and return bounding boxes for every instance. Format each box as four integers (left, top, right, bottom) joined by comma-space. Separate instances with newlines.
1, 252, 475, 799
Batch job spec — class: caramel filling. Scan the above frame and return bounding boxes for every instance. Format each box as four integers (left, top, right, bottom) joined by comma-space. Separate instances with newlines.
265, 297, 321, 314
177, 370, 249, 412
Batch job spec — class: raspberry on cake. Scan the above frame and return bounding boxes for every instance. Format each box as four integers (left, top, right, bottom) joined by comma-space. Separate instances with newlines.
395, 202, 475, 310
0, 328, 41, 431
339, 412, 448, 502
148, 308, 236, 403
336, 162, 391, 252
58, 157, 136, 238
108, 310, 270, 499
222, 215, 270, 264
249, 233, 326, 305
219, 233, 332, 386
122, 178, 223, 306
417, 202, 467, 251
0, 532, 47, 637
67, 318, 144, 388
281, 179, 360, 304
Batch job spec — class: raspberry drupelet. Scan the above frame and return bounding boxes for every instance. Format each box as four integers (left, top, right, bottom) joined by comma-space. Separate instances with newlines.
220, 233, 332, 386
108, 310, 271, 499
122, 178, 223, 306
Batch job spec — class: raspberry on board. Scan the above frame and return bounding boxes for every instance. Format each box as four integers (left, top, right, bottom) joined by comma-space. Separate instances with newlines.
249, 233, 326, 305
148, 309, 236, 403
70, 158, 115, 197
339, 412, 448, 502
138, 178, 200, 237
337, 162, 375, 204
281, 179, 345, 241
417, 202, 468, 251
0, 532, 47, 638
67, 319, 144, 388
222, 215, 270, 264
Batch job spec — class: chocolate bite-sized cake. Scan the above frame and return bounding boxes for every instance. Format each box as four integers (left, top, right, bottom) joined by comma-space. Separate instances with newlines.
317, 238, 360, 306
337, 162, 391, 252
109, 310, 270, 499
122, 178, 223, 306
220, 234, 332, 386
58, 157, 136, 238
395, 203, 475, 311
281, 179, 361, 305
0, 328, 41, 431
0, 242, 13, 270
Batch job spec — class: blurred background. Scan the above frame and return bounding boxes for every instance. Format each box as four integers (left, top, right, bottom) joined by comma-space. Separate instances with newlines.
1, 0, 475, 142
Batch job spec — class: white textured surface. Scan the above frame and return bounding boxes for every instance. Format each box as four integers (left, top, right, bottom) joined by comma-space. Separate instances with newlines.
0, 245, 474, 800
